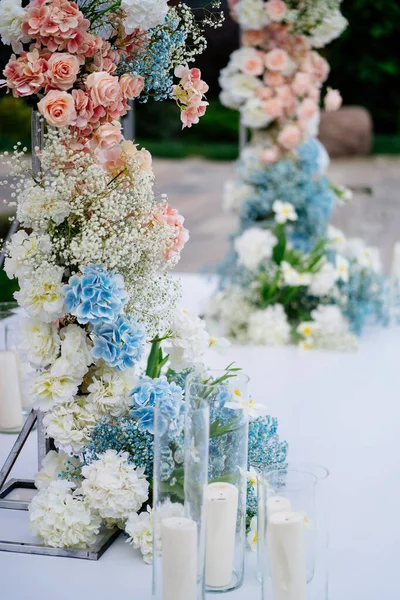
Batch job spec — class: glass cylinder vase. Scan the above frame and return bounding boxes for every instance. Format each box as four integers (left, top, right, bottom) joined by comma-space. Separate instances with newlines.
258, 464, 329, 600
186, 370, 249, 593
152, 389, 209, 600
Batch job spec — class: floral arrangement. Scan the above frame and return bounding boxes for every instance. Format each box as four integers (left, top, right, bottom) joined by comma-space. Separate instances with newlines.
1, 0, 289, 560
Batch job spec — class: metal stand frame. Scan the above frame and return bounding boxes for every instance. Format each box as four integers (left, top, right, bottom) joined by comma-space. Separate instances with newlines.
0, 409, 120, 559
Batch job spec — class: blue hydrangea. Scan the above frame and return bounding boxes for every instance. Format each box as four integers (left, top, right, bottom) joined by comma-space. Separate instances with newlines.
91, 315, 145, 370
63, 264, 128, 325
130, 376, 184, 437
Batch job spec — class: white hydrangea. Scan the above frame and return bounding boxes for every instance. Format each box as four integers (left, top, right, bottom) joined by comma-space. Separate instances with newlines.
281, 261, 312, 287
125, 507, 153, 564
0, 0, 28, 53
18, 318, 60, 368
222, 180, 254, 214
221, 73, 262, 104
235, 0, 270, 30
4, 230, 52, 280
81, 450, 149, 521
206, 287, 254, 344
235, 227, 277, 271
121, 0, 169, 33
29, 480, 102, 549
308, 305, 357, 351
87, 363, 137, 417
15, 264, 65, 322
165, 308, 209, 371
17, 184, 70, 231
309, 261, 338, 297
42, 398, 98, 452
55, 324, 92, 380
309, 10, 348, 48
35, 450, 82, 491
241, 98, 272, 129
247, 304, 291, 345
29, 361, 81, 410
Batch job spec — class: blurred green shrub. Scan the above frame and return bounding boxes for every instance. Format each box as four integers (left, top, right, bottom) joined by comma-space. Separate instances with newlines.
0, 95, 31, 151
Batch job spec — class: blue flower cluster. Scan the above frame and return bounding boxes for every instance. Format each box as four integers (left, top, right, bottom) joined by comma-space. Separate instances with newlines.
91, 315, 145, 370
130, 376, 185, 437
119, 14, 185, 102
247, 416, 289, 472
238, 138, 336, 248
63, 264, 128, 325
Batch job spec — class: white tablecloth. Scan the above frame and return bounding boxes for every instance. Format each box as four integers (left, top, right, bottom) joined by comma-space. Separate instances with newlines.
1, 274, 400, 600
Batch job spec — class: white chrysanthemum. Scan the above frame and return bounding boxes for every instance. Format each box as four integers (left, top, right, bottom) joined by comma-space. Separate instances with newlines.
43, 398, 98, 452
29, 480, 102, 549
81, 450, 149, 521
18, 318, 60, 368
247, 305, 291, 345
309, 10, 348, 48
165, 308, 209, 371
15, 264, 65, 322
235, 0, 270, 30
29, 361, 81, 410
241, 98, 272, 129
87, 364, 137, 417
4, 230, 52, 280
272, 200, 298, 224
223, 180, 254, 214
54, 324, 92, 380
121, 0, 168, 33
35, 450, 82, 491
309, 261, 338, 296
281, 261, 312, 287
17, 183, 70, 231
0, 0, 28, 53
235, 227, 277, 272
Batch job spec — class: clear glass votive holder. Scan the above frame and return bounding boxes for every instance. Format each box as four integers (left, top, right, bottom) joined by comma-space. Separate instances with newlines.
258, 464, 329, 600
152, 390, 209, 600
186, 370, 249, 594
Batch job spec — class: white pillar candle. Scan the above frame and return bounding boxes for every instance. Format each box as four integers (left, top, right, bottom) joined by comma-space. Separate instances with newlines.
391, 242, 400, 279
267, 496, 292, 518
205, 482, 239, 588
0, 351, 22, 431
267, 511, 307, 600
161, 517, 197, 600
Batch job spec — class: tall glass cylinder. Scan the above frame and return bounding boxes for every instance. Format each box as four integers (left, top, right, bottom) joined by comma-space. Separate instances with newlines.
258, 464, 329, 600
186, 370, 249, 593
152, 390, 209, 600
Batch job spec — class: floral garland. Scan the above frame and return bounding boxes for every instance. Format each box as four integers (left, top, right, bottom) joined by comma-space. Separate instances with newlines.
207, 0, 391, 351
1, 0, 289, 559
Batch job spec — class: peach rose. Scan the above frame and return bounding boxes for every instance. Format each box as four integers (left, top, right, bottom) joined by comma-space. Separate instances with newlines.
260, 146, 280, 164
265, 0, 287, 22
310, 51, 330, 82
278, 123, 302, 150
324, 88, 342, 112
37, 90, 76, 127
46, 53, 80, 91
121, 140, 153, 173
154, 204, 189, 260
265, 48, 291, 73
72, 89, 94, 128
86, 71, 121, 107
256, 86, 274, 101
297, 98, 318, 120
263, 71, 284, 87
242, 54, 264, 77
276, 84, 294, 107
264, 97, 283, 119
119, 74, 144, 100
97, 145, 125, 174
241, 30, 264, 47
291, 72, 312, 96
92, 121, 122, 149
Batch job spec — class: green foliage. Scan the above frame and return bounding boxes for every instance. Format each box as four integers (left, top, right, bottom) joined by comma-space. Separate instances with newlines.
0, 95, 31, 151
0, 268, 18, 303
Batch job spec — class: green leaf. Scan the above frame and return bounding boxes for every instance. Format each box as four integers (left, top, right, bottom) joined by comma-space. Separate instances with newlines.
272, 224, 287, 265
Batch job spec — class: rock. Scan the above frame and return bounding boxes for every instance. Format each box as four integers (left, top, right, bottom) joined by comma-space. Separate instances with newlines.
318, 106, 373, 157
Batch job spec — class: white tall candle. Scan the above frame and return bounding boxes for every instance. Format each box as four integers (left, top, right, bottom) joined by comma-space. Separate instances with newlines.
267, 496, 292, 518
161, 517, 197, 600
0, 351, 22, 431
391, 242, 400, 280
205, 482, 239, 588
267, 511, 307, 600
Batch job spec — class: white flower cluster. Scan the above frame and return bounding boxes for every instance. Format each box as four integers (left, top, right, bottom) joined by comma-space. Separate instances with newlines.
42, 398, 98, 452
234, 227, 277, 272
121, 0, 169, 33
164, 307, 210, 371
0, 0, 29, 53
29, 480, 102, 549
81, 450, 149, 522
248, 304, 291, 345
35, 450, 82, 491
297, 305, 357, 351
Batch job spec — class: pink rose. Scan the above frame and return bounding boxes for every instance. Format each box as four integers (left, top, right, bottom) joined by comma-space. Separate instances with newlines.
264, 97, 283, 119
86, 71, 121, 107
255, 86, 274, 100
155, 204, 189, 261
119, 73, 144, 100
260, 146, 280, 164
242, 30, 264, 47
276, 84, 294, 107
37, 90, 76, 127
242, 54, 264, 77
308, 87, 321, 102
263, 71, 284, 87
265, 48, 291, 73
46, 53, 80, 91
324, 88, 342, 112
291, 72, 312, 96
278, 123, 302, 150
92, 122, 122, 149
297, 98, 318, 120
310, 51, 330, 83
265, 0, 287, 22
97, 145, 125, 174
72, 89, 94, 128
